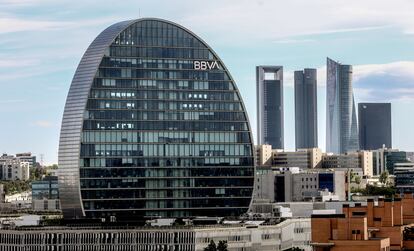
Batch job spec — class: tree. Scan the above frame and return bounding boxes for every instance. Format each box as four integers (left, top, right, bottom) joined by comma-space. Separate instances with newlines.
354, 176, 362, 188
204, 240, 228, 251
379, 170, 389, 186
217, 240, 228, 251
204, 240, 217, 251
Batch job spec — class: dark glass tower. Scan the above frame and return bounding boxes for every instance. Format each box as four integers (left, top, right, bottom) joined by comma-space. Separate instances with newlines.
326, 58, 359, 154
256, 66, 284, 149
294, 68, 318, 149
58, 18, 255, 220
358, 103, 392, 150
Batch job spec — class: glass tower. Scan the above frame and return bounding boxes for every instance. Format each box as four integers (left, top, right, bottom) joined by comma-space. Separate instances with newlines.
294, 68, 318, 149
358, 103, 392, 150
58, 18, 255, 220
256, 66, 284, 149
326, 58, 359, 154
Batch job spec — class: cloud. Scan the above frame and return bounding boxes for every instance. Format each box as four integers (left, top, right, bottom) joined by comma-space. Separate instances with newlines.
353, 61, 414, 102
284, 61, 414, 103
0, 99, 25, 104
31, 120, 54, 128
273, 38, 316, 44
0, 17, 71, 34
179, 0, 414, 43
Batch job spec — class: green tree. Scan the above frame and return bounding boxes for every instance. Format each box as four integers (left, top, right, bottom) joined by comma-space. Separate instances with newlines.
217, 240, 228, 251
379, 170, 389, 186
204, 240, 217, 251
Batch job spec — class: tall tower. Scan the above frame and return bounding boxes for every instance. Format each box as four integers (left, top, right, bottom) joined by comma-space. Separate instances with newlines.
326, 58, 359, 154
58, 18, 255, 220
256, 66, 284, 149
358, 103, 392, 150
294, 68, 318, 149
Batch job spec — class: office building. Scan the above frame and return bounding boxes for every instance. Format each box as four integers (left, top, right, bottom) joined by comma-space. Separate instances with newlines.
15, 152, 37, 168
358, 103, 392, 150
0, 218, 312, 251
394, 163, 414, 193
294, 68, 318, 149
32, 176, 60, 211
326, 58, 359, 154
372, 147, 409, 175
256, 66, 284, 149
58, 18, 255, 220
322, 151, 373, 177
273, 148, 322, 169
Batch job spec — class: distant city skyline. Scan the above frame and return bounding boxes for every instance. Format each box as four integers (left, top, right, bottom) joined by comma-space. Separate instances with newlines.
1, 1, 414, 164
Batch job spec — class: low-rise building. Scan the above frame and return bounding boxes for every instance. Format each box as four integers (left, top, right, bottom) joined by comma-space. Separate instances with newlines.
372, 147, 409, 175
32, 176, 60, 212
311, 194, 414, 250
322, 151, 373, 176
0, 158, 30, 181
273, 148, 322, 169
394, 163, 414, 193
0, 218, 312, 251
255, 167, 346, 203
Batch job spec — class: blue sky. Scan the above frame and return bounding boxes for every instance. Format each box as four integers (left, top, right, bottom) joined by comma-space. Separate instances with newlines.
1, 0, 414, 164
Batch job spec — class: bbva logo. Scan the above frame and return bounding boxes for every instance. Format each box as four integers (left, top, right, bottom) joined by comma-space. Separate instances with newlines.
193, 61, 220, 70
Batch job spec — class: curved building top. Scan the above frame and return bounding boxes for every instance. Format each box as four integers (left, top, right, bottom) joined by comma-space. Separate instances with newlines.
58, 18, 254, 220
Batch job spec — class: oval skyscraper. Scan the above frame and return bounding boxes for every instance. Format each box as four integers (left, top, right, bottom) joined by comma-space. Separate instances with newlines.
58, 18, 255, 220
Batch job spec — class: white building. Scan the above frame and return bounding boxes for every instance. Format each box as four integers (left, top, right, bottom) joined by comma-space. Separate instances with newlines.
0, 219, 311, 251
0, 158, 30, 181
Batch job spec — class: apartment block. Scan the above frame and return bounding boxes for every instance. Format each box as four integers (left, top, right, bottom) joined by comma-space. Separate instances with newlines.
312, 194, 414, 250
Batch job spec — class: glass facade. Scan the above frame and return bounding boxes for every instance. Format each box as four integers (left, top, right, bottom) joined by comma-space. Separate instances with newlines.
32, 176, 59, 200
256, 66, 284, 149
59, 19, 254, 220
326, 58, 359, 154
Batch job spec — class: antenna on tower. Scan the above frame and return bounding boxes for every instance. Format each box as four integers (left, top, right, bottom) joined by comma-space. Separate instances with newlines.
40, 154, 45, 167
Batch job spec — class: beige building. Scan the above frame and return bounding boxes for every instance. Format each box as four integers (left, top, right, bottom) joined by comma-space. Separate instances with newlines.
255, 145, 322, 169
254, 144, 273, 167
322, 151, 373, 177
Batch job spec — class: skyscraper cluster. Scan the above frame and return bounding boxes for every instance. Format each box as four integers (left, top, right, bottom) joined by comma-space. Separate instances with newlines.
256, 58, 392, 154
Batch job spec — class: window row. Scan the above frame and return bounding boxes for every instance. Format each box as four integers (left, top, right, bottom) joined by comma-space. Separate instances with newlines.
81, 187, 253, 200
97, 68, 227, 81
80, 178, 253, 190
82, 131, 251, 144
83, 197, 251, 210
115, 22, 207, 48
85, 110, 246, 122
94, 78, 232, 90
80, 167, 253, 178
87, 100, 243, 112
89, 89, 239, 101
80, 143, 252, 157
101, 58, 220, 70
83, 121, 249, 131
80, 157, 254, 168
109, 46, 214, 60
